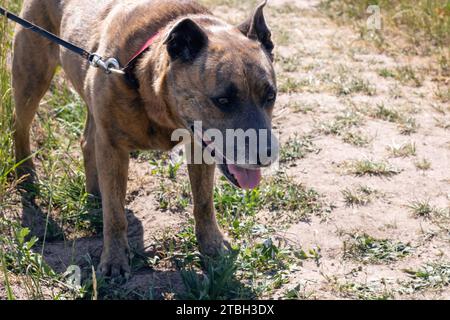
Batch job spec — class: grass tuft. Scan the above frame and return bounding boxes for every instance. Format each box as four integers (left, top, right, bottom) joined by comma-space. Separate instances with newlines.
343, 159, 401, 177
387, 142, 417, 158
343, 233, 413, 264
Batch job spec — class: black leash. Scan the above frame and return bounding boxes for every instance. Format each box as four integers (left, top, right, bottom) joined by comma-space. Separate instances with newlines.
0, 6, 124, 74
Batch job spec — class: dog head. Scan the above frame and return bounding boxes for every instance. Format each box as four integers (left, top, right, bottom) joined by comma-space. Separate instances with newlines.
163, 1, 279, 189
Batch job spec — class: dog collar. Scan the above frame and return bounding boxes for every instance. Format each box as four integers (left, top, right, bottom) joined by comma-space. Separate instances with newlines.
123, 32, 160, 89
124, 32, 160, 71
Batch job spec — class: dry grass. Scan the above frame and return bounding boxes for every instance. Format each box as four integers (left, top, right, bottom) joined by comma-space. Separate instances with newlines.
321, 0, 450, 50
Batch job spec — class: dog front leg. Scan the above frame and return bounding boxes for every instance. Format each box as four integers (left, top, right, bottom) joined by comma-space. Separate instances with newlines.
188, 162, 230, 256
95, 130, 131, 277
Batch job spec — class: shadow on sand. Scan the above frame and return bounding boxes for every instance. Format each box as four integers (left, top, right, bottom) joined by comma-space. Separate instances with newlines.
19, 190, 254, 300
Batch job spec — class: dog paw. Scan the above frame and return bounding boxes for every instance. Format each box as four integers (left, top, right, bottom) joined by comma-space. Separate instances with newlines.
197, 229, 232, 257
98, 246, 131, 279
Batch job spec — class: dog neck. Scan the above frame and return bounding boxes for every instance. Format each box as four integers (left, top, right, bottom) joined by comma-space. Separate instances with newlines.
130, 34, 183, 131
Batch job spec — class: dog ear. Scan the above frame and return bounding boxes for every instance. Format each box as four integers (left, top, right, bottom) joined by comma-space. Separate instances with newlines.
238, 0, 274, 60
164, 18, 208, 62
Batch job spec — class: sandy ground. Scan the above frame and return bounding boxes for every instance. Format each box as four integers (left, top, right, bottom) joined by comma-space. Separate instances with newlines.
2, 0, 449, 300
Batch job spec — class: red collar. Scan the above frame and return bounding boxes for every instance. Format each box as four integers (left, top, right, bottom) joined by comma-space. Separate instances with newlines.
123, 32, 160, 88
123, 32, 160, 71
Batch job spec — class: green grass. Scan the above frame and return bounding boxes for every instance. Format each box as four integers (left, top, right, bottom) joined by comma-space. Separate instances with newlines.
409, 199, 438, 218
415, 158, 432, 171
398, 117, 419, 135
387, 142, 417, 158
0, 0, 102, 299
278, 76, 307, 94
371, 103, 402, 123
343, 233, 413, 264
143, 166, 325, 299
280, 134, 318, 164
336, 77, 376, 96
342, 185, 378, 207
342, 130, 372, 147
320, 0, 450, 50
334, 280, 394, 300
180, 252, 243, 300
0, 218, 84, 299
276, 55, 300, 73
409, 200, 449, 231
319, 110, 363, 136
343, 159, 401, 177
378, 66, 423, 87
0, 1, 18, 200
288, 101, 318, 114
403, 262, 450, 293
435, 85, 450, 103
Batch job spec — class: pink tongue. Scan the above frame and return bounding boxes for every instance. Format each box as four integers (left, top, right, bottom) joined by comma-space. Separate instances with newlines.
227, 164, 262, 190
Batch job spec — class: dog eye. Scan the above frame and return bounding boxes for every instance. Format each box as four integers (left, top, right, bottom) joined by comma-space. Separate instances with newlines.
265, 90, 277, 103
213, 97, 230, 107
218, 98, 229, 105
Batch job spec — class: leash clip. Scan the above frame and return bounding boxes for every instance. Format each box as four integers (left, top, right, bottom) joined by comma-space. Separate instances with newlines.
89, 53, 125, 75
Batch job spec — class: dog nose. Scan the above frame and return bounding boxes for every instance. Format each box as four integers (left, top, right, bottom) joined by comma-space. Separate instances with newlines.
256, 133, 279, 167
257, 149, 272, 167
257, 143, 278, 167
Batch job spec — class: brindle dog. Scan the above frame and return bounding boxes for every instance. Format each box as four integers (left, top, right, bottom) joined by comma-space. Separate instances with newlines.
13, 0, 278, 277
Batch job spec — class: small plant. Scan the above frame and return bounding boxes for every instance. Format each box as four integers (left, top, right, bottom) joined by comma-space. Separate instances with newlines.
335, 280, 394, 300
277, 55, 300, 73
342, 130, 371, 147
409, 200, 436, 218
0, 218, 83, 299
415, 158, 431, 171
280, 135, 318, 164
279, 76, 304, 94
379, 66, 423, 87
378, 68, 396, 78
372, 104, 402, 123
434, 86, 450, 103
180, 252, 249, 300
398, 117, 419, 135
262, 174, 323, 224
403, 262, 450, 292
289, 101, 317, 114
342, 186, 378, 207
343, 233, 413, 264
319, 111, 363, 136
284, 284, 314, 300
394, 66, 423, 87
336, 77, 376, 96
387, 142, 417, 158
344, 159, 401, 177
332, 65, 376, 96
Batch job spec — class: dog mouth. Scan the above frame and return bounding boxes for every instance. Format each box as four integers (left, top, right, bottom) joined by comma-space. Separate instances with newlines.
193, 127, 262, 190
218, 162, 262, 190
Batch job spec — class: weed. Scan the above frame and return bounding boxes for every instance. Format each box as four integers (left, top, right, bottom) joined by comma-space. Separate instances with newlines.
319, 111, 363, 136
372, 104, 402, 123
387, 142, 417, 158
403, 262, 450, 292
343, 233, 413, 264
344, 159, 401, 177
342, 130, 371, 147
336, 280, 394, 300
415, 158, 432, 171
280, 135, 318, 164
342, 186, 378, 207
398, 117, 419, 135
409, 200, 437, 218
